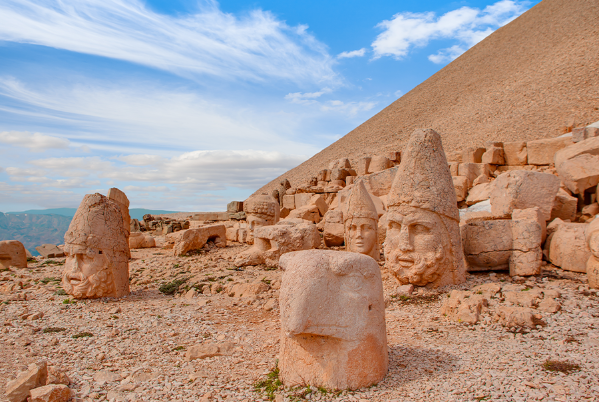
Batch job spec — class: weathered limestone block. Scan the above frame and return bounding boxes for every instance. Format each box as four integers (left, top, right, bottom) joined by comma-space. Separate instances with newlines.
128, 232, 155, 249
357, 157, 371, 176
465, 183, 492, 206
35, 244, 65, 258
322, 210, 344, 247
234, 221, 321, 267
490, 171, 560, 221
510, 208, 543, 276
107, 188, 131, 240
358, 166, 398, 197
545, 219, 591, 272
482, 142, 505, 165
461, 219, 513, 271
446, 151, 462, 163
282, 195, 295, 210
440, 290, 488, 324
556, 153, 599, 194
448, 162, 459, 177
276, 180, 292, 207
244, 194, 279, 244
279, 250, 387, 390
168, 225, 226, 256
309, 194, 328, 216
346, 176, 355, 186
130, 219, 141, 232
331, 168, 351, 181
387, 151, 401, 164
458, 163, 493, 188
572, 126, 599, 143
513, 207, 546, 242
585, 218, 599, 289
462, 147, 486, 163
453, 176, 468, 202
192, 212, 229, 221
368, 155, 392, 173
472, 173, 490, 187
29, 384, 71, 402
229, 280, 269, 297
294, 193, 312, 209
287, 205, 320, 224
227, 201, 244, 213
493, 306, 545, 328
344, 181, 379, 260
0, 240, 27, 269
62, 194, 129, 299
550, 188, 578, 221
5, 361, 47, 402
503, 141, 527, 165
527, 136, 573, 165
385, 129, 466, 288
554, 136, 599, 169
329, 158, 351, 170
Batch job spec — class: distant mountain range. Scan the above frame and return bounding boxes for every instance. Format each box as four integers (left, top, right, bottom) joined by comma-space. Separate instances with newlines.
0, 208, 178, 256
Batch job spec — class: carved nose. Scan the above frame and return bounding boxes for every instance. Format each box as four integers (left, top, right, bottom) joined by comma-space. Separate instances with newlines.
398, 227, 413, 251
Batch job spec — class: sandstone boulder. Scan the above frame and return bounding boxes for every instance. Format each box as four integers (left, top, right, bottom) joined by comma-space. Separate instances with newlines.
503, 141, 527, 165
556, 153, 599, 194
0, 240, 28, 269
482, 142, 505, 165
462, 147, 486, 163
465, 183, 492, 206
458, 163, 493, 188
5, 361, 47, 402
29, 384, 70, 402
550, 188, 578, 221
545, 219, 591, 272
527, 136, 573, 165
128, 232, 155, 249
453, 176, 469, 202
35, 244, 64, 259
368, 155, 392, 173
554, 136, 599, 169
167, 225, 226, 256
493, 306, 545, 328
440, 290, 488, 324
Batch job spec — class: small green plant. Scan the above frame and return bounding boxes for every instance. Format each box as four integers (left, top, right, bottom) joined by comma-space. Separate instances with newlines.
522, 287, 531, 291
174, 264, 180, 268
110, 315, 119, 319
62, 298, 75, 304
27, 257, 37, 262
40, 260, 64, 266
72, 332, 93, 339
43, 327, 66, 333
40, 277, 60, 284
398, 295, 410, 301
254, 362, 282, 401
542, 360, 580, 374
158, 277, 189, 295
261, 278, 272, 285
172, 346, 185, 351
54, 289, 67, 296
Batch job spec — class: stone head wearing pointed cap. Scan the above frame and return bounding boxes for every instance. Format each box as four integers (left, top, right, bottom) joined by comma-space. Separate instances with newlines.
344, 180, 380, 260
384, 129, 466, 288
62, 193, 130, 299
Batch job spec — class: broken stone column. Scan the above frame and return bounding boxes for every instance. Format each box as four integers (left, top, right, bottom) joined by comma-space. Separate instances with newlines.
62, 193, 129, 299
243, 194, 279, 244
510, 208, 543, 276
585, 218, 599, 289
0, 240, 28, 269
385, 129, 466, 288
279, 250, 387, 390
344, 180, 379, 260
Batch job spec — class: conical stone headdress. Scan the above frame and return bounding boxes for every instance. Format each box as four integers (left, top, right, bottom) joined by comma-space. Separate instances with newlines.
387, 128, 459, 222
345, 180, 378, 222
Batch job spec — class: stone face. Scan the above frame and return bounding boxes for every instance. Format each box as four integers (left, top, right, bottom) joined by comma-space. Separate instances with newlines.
62, 194, 129, 299
5, 362, 47, 402
453, 176, 469, 202
244, 194, 279, 244
344, 181, 380, 260
586, 218, 599, 289
234, 221, 321, 267
462, 147, 486, 163
550, 188, 578, 221
167, 225, 226, 256
28, 384, 71, 402
279, 250, 387, 390
385, 129, 466, 288
527, 136, 573, 165
35, 244, 65, 259
503, 141, 527, 165
465, 183, 492, 206
128, 232, 156, 249
556, 153, 599, 194
0, 240, 28, 269
490, 171, 560, 221
546, 220, 591, 272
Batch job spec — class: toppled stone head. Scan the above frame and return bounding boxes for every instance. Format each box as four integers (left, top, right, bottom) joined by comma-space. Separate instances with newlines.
279, 250, 388, 390
62, 193, 130, 298
385, 129, 466, 288
243, 194, 279, 243
344, 180, 380, 260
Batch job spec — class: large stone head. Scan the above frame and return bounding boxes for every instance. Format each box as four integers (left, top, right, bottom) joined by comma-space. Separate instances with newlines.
344, 181, 380, 260
243, 194, 279, 243
279, 250, 387, 390
385, 129, 466, 288
62, 193, 130, 299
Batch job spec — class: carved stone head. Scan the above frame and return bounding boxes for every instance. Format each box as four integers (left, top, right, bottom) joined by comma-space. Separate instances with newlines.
385, 129, 466, 288
243, 194, 279, 243
344, 181, 379, 260
62, 193, 130, 299
279, 250, 388, 390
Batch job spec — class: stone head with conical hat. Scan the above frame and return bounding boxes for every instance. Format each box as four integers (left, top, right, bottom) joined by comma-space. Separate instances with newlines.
384, 129, 466, 288
344, 180, 380, 260
62, 193, 130, 299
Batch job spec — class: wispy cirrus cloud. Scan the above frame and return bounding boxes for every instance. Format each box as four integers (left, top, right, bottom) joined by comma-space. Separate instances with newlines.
0, 0, 338, 85
337, 48, 366, 59
0, 131, 70, 151
372, 0, 528, 63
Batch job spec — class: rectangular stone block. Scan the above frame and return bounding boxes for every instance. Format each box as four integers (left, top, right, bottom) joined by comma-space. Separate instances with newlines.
282, 195, 296, 209
448, 162, 459, 177
295, 193, 312, 209
462, 147, 486, 163
527, 136, 573, 165
357, 157, 371, 176
192, 212, 229, 221
458, 163, 493, 187
503, 141, 527, 165
359, 166, 398, 197
461, 219, 513, 271
226, 201, 243, 213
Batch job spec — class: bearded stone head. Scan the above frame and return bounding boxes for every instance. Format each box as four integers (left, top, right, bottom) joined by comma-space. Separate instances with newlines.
62, 193, 129, 299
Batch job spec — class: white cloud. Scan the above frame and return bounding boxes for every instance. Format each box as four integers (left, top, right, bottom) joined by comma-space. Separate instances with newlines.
337, 48, 366, 59
320, 100, 377, 117
0, 131, 70, 151
394, 90, 403, 98
0, 0, 337, 85
372, 0, 528, 62
284, 88, 333, 105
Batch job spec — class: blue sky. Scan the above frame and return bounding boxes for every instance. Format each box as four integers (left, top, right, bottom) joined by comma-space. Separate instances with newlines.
0, 0, 537, 212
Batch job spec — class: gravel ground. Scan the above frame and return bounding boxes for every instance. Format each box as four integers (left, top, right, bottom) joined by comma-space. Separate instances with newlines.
1, 242, 598, 402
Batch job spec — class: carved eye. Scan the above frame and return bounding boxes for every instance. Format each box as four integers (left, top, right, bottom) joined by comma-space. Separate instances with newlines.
388, 221, 401, 231
412, 224, 430, 234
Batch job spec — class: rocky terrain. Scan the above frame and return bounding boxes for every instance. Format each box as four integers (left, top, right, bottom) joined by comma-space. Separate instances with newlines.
256, 0, 599, 196
1, 241, 598, 402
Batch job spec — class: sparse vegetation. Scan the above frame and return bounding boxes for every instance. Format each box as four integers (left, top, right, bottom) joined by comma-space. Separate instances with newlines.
40, 260, 64, 266
72, 332, 93, 339
40, 277, 60, 284
542, 360, 580, 374
158, 277, 189, 295
254, 363, 282, 401
172, 346, 185, 351
43, 327, 66, 333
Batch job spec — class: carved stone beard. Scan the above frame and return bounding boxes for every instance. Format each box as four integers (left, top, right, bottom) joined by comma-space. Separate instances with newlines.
387, 244, 447, 286
62, 267, 115, 299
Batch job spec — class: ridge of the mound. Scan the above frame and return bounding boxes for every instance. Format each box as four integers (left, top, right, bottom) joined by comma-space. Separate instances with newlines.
255, 0, 599, 197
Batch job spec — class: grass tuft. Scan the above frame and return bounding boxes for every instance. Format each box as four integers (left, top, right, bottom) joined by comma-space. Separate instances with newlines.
542, 360, 580, 374
159, 277, 189, 295
72, 332, 93, 339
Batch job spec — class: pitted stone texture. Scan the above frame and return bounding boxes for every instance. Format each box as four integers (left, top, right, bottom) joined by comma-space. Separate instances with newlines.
585, 218, 599, 289
440, 290, 488, 324
107, 187, 131, 236
62, 193, 129, 299
556, 153, 599, 194
167, 225, 226, 256
490, 170, 560, 221
0, 240, 27, 269
510, 209, 543, 276
234, 221, 321, 267
358, 166, 398, 197
461, 219, 513, 271
244, 194, 279, 244
545, 219, 591, 273
344, 181, 380, 260
503, 141, 527, 165
527, 136, 573, 165
453, 176, 469, 202
550, 188, 578, 221
385, 129, 465, 288
279, 250, 387, 390
128, 232, 156, 249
